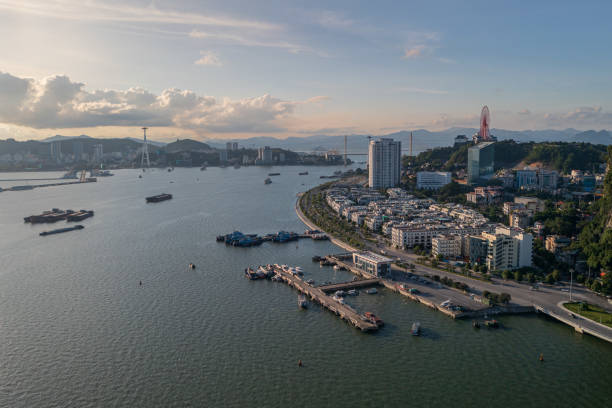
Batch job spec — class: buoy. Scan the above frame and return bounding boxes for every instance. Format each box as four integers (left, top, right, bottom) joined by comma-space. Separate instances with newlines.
539, 353, 544, 362
139, 280, 142, 286
298, 359, 303, 367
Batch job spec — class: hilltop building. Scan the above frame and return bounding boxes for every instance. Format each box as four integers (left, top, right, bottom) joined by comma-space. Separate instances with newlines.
416, 171, 452, 190
467, 142, 495, 184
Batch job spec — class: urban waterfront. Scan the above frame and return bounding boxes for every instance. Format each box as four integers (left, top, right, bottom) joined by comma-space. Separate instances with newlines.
0, 166, 610, 408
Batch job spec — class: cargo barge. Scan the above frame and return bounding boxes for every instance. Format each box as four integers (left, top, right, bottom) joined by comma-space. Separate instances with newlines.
25, 208, 94, 224
40, 225, 84, 236
146, 193, 173, 203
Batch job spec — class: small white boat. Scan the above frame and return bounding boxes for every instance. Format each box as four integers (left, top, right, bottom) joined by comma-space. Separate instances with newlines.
298, 295, 308, 309
306, 279, 315, 285
366, 288, 378, 295
334, 290, 346, 297
411, 322, 421, 336
332, 295, 345, 304
347, 289, 358, 296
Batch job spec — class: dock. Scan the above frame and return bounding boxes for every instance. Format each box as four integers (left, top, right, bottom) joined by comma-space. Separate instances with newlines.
269, 265, 379, 332
317, 278, 381, 293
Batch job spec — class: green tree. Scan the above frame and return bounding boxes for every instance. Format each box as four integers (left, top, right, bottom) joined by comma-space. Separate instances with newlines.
502, 270, 510, 280
514, 270, 523, 281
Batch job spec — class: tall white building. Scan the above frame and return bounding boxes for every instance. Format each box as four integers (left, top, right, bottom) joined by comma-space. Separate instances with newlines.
368, 138, 401, 190
417, 171, 452, 190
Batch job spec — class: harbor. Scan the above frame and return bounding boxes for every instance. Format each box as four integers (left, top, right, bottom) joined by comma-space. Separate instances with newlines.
246, 264, 381, 332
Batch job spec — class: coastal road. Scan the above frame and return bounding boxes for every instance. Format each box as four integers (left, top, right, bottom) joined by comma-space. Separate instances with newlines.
381, 245, 612, 343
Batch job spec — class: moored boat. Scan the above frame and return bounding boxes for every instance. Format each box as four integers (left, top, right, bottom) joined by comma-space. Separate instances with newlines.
264, 178, 272, 185
366, 288, 378, 295
298, 295, 308, 309
364, 312, 384, 327
411, 322, 421, 336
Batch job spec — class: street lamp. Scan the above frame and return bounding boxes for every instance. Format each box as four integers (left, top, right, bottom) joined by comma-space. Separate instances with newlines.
569, 268, 574, 302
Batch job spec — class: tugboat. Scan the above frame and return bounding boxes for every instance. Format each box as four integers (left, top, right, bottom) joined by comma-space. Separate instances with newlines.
264, 178, 272, 185
411, 322, 421, 336
298, 295, 308, 309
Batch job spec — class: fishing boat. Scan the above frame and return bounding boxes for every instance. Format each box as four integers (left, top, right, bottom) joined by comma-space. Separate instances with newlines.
411, 322, 421, 336
298, 171, 308, 175
366, 288, 378, 295
472, 320, 480, 329
347, 289, 358, 296
298, 295, 308, 309
264, 178, 272, 185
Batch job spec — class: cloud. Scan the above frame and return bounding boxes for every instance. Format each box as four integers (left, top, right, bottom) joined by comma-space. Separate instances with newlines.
544, 106, 612, 127
402, 45, 426, 59
395, 87, 448, 95
0, 0, 279, 30
195, 51, 222, 66
0, 71, 325, 133
189, 29, 308, 53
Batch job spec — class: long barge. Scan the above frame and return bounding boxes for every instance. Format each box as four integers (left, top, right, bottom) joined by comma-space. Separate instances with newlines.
40, 225, 84, 236
146, 193, 173, 203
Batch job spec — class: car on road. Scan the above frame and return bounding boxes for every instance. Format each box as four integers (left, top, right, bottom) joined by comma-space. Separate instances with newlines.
561, 288, 569, 292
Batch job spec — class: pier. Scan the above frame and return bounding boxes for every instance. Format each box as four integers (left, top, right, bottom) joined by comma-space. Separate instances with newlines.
269, 265, 380, 332
318, 278, 381, 293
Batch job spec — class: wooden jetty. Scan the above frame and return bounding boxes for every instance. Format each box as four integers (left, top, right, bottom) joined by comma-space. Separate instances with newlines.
270, 265, 379, 332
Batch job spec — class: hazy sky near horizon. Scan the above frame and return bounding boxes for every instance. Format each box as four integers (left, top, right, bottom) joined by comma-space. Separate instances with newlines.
1, 0, 612, 141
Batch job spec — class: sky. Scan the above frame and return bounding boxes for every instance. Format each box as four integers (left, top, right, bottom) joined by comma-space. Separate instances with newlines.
1, 0, 612, 141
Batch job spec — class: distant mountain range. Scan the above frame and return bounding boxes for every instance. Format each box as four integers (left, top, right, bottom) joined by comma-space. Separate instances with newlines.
205, 128, 611, 155
36, 128, 612, 156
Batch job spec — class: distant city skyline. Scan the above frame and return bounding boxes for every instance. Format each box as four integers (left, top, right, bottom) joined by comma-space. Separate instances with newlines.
1, 0, 612, 141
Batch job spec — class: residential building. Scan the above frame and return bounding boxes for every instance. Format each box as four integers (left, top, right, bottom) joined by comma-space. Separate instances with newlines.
93, 144, 103, 163
538, 169, 558, 190
257, 146, 273, 164
468, 235, 489, 265
545, 235, 571, 254
232, 142, 238, 150
470, 226, 533, 270
495, 170, 515, 188
467, 142, 495, 183
73, 141, 84, 162
368, 138, 401, 190
352, 251, 392, 277
509, 210, 531, 229
226, 142, 232, 151
50, 141, 62, 163
432, 234, 462, 258
466, 186, 503, 204
416, 171, 452, 190
514, 197, 545, 214
503, 202, 525, 215
516, 169, 538, 190
219, 150, 228, 162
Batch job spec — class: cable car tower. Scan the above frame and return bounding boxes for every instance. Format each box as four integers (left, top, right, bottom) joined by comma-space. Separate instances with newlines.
140, 127, 150, 169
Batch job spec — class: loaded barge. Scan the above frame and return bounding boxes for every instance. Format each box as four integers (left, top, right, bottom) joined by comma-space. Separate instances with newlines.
146, 193, 173, 203
25, 208, 94, 224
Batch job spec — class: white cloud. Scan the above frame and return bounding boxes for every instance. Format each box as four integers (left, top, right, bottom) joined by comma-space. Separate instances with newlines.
402, 45, 426, 59
0, 71, 328, 133
0, 0, 279, 30
195, 51, 222, 66
544, 106, 612, 127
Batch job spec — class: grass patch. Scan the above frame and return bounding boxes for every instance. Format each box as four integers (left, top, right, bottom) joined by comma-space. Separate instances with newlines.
564, 302, 612, 328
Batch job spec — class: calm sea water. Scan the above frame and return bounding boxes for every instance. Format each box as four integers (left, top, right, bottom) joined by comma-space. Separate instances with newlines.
0, 166, 610, 408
